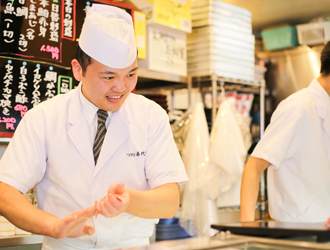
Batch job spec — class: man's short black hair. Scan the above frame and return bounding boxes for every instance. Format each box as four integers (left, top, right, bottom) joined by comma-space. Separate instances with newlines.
75, 44, 92, 76
320, 40, 330, 76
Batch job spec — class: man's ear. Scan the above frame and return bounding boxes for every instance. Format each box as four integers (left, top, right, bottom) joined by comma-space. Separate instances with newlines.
71, 59, 83, 82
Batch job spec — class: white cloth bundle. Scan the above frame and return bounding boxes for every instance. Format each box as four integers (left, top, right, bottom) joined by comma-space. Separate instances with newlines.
180, 98, 218, 237
209, 96, 247, 207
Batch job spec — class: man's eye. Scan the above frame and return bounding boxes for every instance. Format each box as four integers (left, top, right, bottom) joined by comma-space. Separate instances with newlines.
104, 77, 114, 80
127, 73, 136, 77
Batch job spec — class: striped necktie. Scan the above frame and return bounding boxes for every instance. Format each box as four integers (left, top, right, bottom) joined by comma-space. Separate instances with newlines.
93, 109, 108, 165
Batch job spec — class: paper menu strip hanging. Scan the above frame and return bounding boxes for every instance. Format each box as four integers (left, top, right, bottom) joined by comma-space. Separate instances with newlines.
134, 11, 147, 59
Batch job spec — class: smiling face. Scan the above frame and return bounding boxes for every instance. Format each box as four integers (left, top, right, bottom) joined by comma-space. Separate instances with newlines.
72, 57, 138, 112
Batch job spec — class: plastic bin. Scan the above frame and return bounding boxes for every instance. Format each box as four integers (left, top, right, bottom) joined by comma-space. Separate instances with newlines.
261, 26, 299, 51
296, 22, 330, 45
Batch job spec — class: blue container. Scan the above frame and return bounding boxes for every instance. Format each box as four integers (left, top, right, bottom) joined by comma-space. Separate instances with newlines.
156, 218, 191, 241
252, 112, 260, 124
261, 26, 299, 51
158, 217, 179, 225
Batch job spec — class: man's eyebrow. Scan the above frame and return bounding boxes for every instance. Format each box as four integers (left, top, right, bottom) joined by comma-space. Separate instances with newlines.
100, 70, 117, 75
100, 67, 139, 75
129, 67, 139, 73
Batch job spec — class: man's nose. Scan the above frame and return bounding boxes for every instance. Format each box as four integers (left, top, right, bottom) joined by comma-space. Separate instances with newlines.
112, 78, 126, 92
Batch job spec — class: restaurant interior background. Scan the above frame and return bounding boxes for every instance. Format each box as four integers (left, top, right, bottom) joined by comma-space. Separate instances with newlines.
129, 0, 330, 240
0, 0, 330, 243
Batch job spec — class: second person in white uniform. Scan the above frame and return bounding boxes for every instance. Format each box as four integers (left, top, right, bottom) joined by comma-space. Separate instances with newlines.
240, 41, 330, 223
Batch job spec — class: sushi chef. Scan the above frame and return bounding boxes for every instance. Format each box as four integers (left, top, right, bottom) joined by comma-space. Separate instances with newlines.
0, 4, 188, 250
240, 41, 330, 223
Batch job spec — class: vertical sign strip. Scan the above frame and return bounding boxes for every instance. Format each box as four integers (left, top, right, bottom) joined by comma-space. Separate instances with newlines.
61, 0, 76, 41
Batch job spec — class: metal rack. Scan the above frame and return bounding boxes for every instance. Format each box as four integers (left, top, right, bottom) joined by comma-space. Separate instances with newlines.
187, 73, 267, 219
187, 74, 265, 130
136, 69, 268, 219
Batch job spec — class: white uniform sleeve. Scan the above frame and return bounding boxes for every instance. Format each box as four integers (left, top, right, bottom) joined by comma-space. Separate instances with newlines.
252, 98, 305, 169
0, 108, 47, 193
144, 104, 188, 189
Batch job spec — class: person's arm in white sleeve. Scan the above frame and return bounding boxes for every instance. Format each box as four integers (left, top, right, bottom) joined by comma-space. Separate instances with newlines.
240, 156, 270, 222
0, 182, 96, 238
126, 183, 179, 218
95, 182, 179, 219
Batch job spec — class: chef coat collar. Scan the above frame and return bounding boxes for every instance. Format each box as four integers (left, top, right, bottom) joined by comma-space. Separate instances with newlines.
310, 79, 330, 137
310, 79, 330, 116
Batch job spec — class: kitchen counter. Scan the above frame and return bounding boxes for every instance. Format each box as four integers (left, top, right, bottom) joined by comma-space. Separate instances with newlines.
0, 234, 43, 249
135, 234, 330, 250
1, 233, 330, 249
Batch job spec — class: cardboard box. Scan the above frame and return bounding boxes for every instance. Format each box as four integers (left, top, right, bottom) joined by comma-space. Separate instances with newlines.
138, 24, 187, 76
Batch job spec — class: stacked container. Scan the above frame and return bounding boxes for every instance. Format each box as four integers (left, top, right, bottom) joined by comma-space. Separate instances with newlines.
188, 0, 255, 81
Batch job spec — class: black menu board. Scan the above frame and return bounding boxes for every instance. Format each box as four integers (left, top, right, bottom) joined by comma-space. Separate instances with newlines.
0, 0, 134, 138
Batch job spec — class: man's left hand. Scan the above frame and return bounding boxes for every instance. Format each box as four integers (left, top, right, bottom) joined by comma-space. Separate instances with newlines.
95, 183, 130, 218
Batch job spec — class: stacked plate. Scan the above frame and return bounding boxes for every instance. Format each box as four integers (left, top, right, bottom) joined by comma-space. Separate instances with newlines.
188, 0, 255, 81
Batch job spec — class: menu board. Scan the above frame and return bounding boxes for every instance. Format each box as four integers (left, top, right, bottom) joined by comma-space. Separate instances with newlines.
0, 0, 134, 138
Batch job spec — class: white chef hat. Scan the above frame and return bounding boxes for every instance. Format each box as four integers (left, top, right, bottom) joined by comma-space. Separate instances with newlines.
78, 3, 137, 69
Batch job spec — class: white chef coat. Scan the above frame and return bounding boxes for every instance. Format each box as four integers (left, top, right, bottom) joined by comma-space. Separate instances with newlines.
252, 79, 330, 223
0, 84, 188, 249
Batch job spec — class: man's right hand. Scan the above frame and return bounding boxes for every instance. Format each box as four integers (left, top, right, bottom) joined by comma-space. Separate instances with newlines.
0, 182, 97, 239
51, 205, 96, 239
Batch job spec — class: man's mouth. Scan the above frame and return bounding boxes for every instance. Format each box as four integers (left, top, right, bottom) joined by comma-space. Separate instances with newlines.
107, 94, 124, 102
108, 95, 121, 99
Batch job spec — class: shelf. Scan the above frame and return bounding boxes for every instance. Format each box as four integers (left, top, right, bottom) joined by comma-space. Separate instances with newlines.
138, 68, 187, 83
0, 137, 11, 144
201, 85, 269, 96
190, 75, 265, 88
136, 68, 188, 91
136, 71, 266, 92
